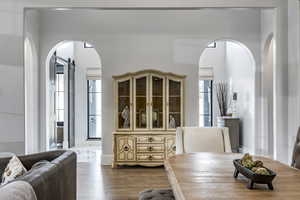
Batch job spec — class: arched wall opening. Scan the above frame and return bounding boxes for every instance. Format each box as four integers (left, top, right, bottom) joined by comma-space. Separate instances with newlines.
198, 39, 256, 154
262, 34, 275, 158
44, 40, 102, 152
24, 37, 39, 154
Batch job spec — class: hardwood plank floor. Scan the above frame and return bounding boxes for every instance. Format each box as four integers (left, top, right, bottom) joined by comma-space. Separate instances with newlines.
77, 163, 170, 200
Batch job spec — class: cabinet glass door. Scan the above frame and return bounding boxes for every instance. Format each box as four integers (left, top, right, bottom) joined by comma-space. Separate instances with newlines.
134, 76, 148, 129
117, 79, 131, 130
167, 79, 182, 129
151, 75, 165, 129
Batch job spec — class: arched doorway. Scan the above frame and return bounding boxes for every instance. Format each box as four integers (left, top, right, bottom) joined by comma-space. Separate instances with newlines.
198, 39, 256, 154
45, 41, 102, 159
262, 34, 275, 158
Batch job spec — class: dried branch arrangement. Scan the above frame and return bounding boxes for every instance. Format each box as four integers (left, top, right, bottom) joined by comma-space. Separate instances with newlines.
215, 82, 229, 117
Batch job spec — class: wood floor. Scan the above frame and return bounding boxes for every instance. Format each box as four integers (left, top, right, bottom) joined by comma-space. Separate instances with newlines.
77, 162, 170, 200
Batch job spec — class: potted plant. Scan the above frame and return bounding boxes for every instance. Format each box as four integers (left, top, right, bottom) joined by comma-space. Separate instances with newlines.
214, 81, 230, 127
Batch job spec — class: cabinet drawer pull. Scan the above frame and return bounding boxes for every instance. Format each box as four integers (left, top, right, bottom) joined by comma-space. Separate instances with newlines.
124, 146, 129, 152
148, 146, 153, 152
148, 155, 153, 160
148, 137, 154, 142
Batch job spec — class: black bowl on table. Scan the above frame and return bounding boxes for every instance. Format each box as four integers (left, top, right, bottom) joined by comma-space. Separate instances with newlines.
233, 159, 277, 190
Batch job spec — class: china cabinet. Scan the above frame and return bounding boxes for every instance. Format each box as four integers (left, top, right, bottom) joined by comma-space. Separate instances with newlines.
112, 70, 185, 167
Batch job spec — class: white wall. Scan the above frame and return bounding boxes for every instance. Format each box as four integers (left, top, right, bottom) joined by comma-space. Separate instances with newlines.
56, 42, 74, 61
225, 41, 255, 153
260, 9, 275, 157
0, 2, 25, 154
37, 9, 262, 164
199, 41, 256, 153
73, 41, 101, 146
288, 0, 300, 164
199, 41, 226, 126
0, 0, 293, 165
24, 9, 40, 154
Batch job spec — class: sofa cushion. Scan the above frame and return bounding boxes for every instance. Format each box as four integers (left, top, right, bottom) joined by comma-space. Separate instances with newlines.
0, 181, 37, 200
1, 156, 27, 185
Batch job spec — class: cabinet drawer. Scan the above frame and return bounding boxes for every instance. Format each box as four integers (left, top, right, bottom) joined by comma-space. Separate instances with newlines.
136, 136, 165, 143
137, 153, 165, 161
137, 144, 165, 153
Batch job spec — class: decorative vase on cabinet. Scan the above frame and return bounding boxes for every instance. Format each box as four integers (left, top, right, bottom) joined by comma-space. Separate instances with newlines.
112, 70, 185, 168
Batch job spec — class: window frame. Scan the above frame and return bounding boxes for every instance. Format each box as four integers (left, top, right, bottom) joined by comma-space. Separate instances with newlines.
199, 80, 213, 127
207, 42, 217, 48
55, 72, 65, 125
87, 80, 102, 140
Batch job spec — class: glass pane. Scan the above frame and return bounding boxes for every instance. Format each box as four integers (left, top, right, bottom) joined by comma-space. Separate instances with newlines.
88, 116, 101, 138
56, 74, 64, 92
89, 80, 101, 93
136, 77, 147, 129
199, 80, 213, 127
118, 80, 130, 129
168, 80, 181, 128
89, 93, 101, 115
199, 115, 212, 127
199, 93, 211, 115
56, 109, 64, 122
56, 92, 64, 110
152, 76, 163, 128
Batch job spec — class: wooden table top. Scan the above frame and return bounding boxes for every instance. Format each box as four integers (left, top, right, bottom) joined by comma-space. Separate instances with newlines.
164, 153, 300, 200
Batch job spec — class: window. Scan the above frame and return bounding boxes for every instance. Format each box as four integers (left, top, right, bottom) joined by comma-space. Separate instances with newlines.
56, 73, 64, 123
87, 80, 102, 139
207, 42, 217, 48
199, 80, 213, 127
84, 42, 94, 48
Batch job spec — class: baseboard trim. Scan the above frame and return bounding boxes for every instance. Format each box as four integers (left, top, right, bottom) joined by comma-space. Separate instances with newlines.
101, 154, 113, 166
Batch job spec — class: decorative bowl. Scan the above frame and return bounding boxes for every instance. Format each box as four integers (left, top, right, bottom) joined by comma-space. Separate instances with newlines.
233, 159, 276, 190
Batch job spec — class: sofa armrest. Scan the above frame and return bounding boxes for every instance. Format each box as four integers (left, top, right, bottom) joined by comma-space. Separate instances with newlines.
17, 151, 76, 200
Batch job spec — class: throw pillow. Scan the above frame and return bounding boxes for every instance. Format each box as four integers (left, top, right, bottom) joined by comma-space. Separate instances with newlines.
1, 156, 27, 185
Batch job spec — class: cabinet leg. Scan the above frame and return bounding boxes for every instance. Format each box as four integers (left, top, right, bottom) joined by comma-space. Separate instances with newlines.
112, 163, 117, 169
233, 169, 239, 178
247, 180, 254, 189
267, 183, 274, 190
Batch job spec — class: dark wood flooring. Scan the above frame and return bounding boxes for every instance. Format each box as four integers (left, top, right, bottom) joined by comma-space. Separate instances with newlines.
77, 163, 170, 200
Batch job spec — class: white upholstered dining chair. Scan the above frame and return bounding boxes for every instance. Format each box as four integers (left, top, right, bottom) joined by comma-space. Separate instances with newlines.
176, 127, 232, 154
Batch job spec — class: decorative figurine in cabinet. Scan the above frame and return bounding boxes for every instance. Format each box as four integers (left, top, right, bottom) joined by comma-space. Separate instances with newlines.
112, 70, 185, 167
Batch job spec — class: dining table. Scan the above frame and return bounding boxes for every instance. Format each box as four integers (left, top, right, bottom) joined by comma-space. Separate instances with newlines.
164, 153, 300, 200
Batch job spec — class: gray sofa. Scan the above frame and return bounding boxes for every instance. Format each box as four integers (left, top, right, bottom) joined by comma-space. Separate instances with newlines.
0, 150, 77, 200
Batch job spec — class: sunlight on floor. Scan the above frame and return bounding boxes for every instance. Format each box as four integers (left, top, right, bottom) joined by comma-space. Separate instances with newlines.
71, 141, 101, 164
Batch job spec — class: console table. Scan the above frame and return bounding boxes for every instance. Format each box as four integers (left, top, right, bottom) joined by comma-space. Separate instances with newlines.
165, 153, 300, 200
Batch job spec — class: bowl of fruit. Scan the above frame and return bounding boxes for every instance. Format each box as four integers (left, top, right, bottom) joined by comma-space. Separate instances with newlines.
233, 153, 276, 190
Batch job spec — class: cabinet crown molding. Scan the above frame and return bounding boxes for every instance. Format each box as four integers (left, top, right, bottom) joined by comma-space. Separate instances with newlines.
112, 69, 186, 80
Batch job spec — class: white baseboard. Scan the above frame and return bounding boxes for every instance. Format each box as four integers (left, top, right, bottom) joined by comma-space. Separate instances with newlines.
101, 154, 113, 165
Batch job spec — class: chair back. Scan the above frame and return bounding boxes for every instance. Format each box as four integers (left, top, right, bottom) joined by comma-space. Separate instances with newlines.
292, 127, 300, 169
176, 127, 232, 154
